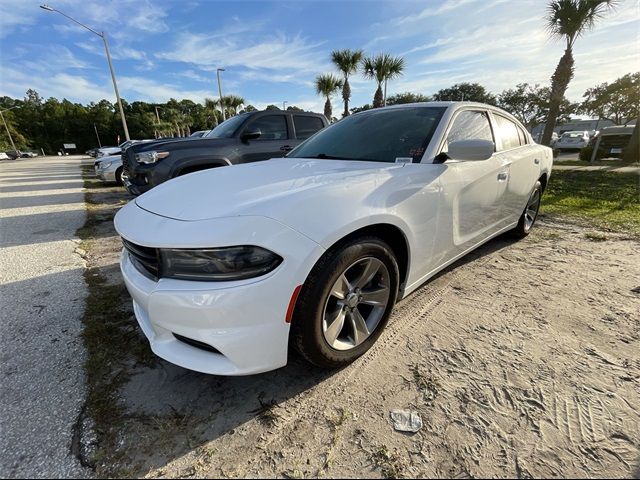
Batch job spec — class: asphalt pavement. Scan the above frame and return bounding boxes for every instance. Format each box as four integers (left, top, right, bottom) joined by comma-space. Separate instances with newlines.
0, 156, 91, 478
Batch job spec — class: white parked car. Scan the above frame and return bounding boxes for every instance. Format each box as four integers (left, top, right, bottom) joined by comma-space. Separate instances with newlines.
555, 130, 590, 150
115, 102, 553, 375
94, 154, 124, 184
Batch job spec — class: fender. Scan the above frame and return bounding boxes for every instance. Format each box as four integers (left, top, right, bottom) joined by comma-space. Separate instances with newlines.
170, 154, 233, 178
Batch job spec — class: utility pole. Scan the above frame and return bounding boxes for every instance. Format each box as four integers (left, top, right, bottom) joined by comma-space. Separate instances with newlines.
283, 101, 288, 111
93, 123, 102, 147
0, 107, 18, 152
217, 68, 226, 121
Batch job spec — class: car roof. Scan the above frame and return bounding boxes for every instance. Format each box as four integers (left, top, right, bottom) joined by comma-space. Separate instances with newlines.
355, 101, 529, 131
599, 125, 635, 135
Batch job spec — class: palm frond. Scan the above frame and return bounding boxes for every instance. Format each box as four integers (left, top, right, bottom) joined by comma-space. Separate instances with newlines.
315, 73, 343, 97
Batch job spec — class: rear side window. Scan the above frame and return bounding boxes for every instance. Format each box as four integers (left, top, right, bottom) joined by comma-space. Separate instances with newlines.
443, 110, 494, 152
247, 115, 288, 140
494, 115, 521, 150
293, 116, 324, 140
517, 126, 529, 145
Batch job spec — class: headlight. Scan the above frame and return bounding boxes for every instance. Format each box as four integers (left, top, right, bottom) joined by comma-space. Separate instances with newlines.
136, 151, 170, 164
160, 246, 282, 281
100, 160, 113, 169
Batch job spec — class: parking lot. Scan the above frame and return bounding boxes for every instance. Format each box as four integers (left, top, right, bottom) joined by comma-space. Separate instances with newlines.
0, 156, 90, 478
1, 155, 639, 478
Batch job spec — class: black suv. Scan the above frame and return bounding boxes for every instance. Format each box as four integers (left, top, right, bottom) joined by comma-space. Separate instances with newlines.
123, 110, 328, 195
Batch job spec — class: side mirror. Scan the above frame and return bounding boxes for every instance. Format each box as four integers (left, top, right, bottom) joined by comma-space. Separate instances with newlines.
241, 127, 261, 142
447, 139, 495, 161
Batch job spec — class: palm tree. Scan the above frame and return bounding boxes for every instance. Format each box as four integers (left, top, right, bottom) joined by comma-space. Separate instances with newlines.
331, 49, 363, 117
362, 54, 405, 108
540, 0, 616, 145
204, 98, 222, 127
223, 95, 245, 116
315, 74, 343, 121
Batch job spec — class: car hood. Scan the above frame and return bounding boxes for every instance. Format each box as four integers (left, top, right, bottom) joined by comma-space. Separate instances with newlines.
135, 157, 404, 222
132, 136, 235, 153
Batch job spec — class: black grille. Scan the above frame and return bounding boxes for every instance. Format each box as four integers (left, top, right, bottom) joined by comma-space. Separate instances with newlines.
122, 238, 159, 279
173, 333, 221, 354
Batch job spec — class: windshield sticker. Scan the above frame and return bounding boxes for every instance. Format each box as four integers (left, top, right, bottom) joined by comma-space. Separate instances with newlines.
395, 157, 413, 164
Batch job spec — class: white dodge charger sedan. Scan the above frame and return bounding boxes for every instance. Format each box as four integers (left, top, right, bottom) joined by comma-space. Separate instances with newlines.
115, 102, 553, 375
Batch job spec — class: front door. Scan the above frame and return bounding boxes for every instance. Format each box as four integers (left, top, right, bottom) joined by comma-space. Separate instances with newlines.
240, 114, 290, 163
433, 109, 510, 264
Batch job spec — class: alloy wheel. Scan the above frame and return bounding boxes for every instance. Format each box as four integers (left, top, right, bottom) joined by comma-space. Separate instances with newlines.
322, 257, 391, 351
524, 187, 541, 231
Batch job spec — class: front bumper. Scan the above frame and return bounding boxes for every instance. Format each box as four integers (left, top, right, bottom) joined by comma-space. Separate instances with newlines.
116, 206, 325, 375
95, 165, 116, 182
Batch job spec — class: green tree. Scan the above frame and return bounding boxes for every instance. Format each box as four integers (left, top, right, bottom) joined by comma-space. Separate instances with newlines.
498, 83, 575, 130
331, 49, 364, 117
362, 54, 405, 108
386, 92, 431, 105
315, 74, 343, 121
580, 72, 640, 125
540, 0, 617, 145
433, 82, 496, 104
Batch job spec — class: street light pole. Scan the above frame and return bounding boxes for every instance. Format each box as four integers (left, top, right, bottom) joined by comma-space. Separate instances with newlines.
217, 68, 226, 122
0, 106, 18, 152
40, 4, 130, 141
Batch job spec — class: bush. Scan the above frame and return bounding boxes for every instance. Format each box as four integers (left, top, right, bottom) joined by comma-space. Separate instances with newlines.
579, 146, 594, 162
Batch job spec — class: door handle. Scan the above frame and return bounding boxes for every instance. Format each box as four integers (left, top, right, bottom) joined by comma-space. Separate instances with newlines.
280, 145, 293, 152
497, 172, 508, 181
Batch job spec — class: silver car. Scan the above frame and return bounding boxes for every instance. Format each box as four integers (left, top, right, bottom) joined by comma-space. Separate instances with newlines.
94, 154, 124, 185
555, 130, 590, 150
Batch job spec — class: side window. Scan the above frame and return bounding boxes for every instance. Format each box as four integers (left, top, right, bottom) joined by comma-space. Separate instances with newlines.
443, 110, 494, 152
247, 115, 288, 140
494, 115, 521, 150
293, 115, 324, 140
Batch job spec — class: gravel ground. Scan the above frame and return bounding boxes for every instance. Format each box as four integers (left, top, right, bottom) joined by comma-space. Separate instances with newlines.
0, 156, 92, 478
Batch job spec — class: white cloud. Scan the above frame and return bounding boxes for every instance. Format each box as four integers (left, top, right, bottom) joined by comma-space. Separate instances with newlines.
380, 0, 640, 102
157, 31, 328, 73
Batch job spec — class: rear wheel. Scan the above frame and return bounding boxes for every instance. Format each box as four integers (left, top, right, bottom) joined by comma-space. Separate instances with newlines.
291, 237, 399, 368
510, 180, 542, 238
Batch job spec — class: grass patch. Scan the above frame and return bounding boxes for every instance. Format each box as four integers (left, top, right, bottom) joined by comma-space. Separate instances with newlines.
372, 445, 406, 479
541, 170, 640, 236
584, 232, 608, 242
76, 165, 155, 475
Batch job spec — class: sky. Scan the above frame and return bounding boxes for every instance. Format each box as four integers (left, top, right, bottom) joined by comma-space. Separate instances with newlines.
1, 0, 638, 114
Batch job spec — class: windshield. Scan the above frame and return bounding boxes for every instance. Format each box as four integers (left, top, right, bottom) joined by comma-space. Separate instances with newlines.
205, 114, 250, 139
288, 107, 446, 163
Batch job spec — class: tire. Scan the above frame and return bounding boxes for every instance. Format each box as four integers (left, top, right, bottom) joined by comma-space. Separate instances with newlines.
115, 167, 124, 186
290, 237, 399, 368
510, 180, 542, 239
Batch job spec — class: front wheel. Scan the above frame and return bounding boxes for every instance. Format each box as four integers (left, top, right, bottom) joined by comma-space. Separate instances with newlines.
115, 166, 124, 186
291, 237, 399, 368
510, 180, 542, 238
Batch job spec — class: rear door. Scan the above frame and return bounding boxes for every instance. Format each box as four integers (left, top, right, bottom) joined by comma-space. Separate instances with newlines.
239, 114, 290, 163
490, 113, 540, 223
292, 115, 326, 145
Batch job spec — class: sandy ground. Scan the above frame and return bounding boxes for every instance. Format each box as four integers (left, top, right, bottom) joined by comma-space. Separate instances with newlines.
84, 171, 640, 478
